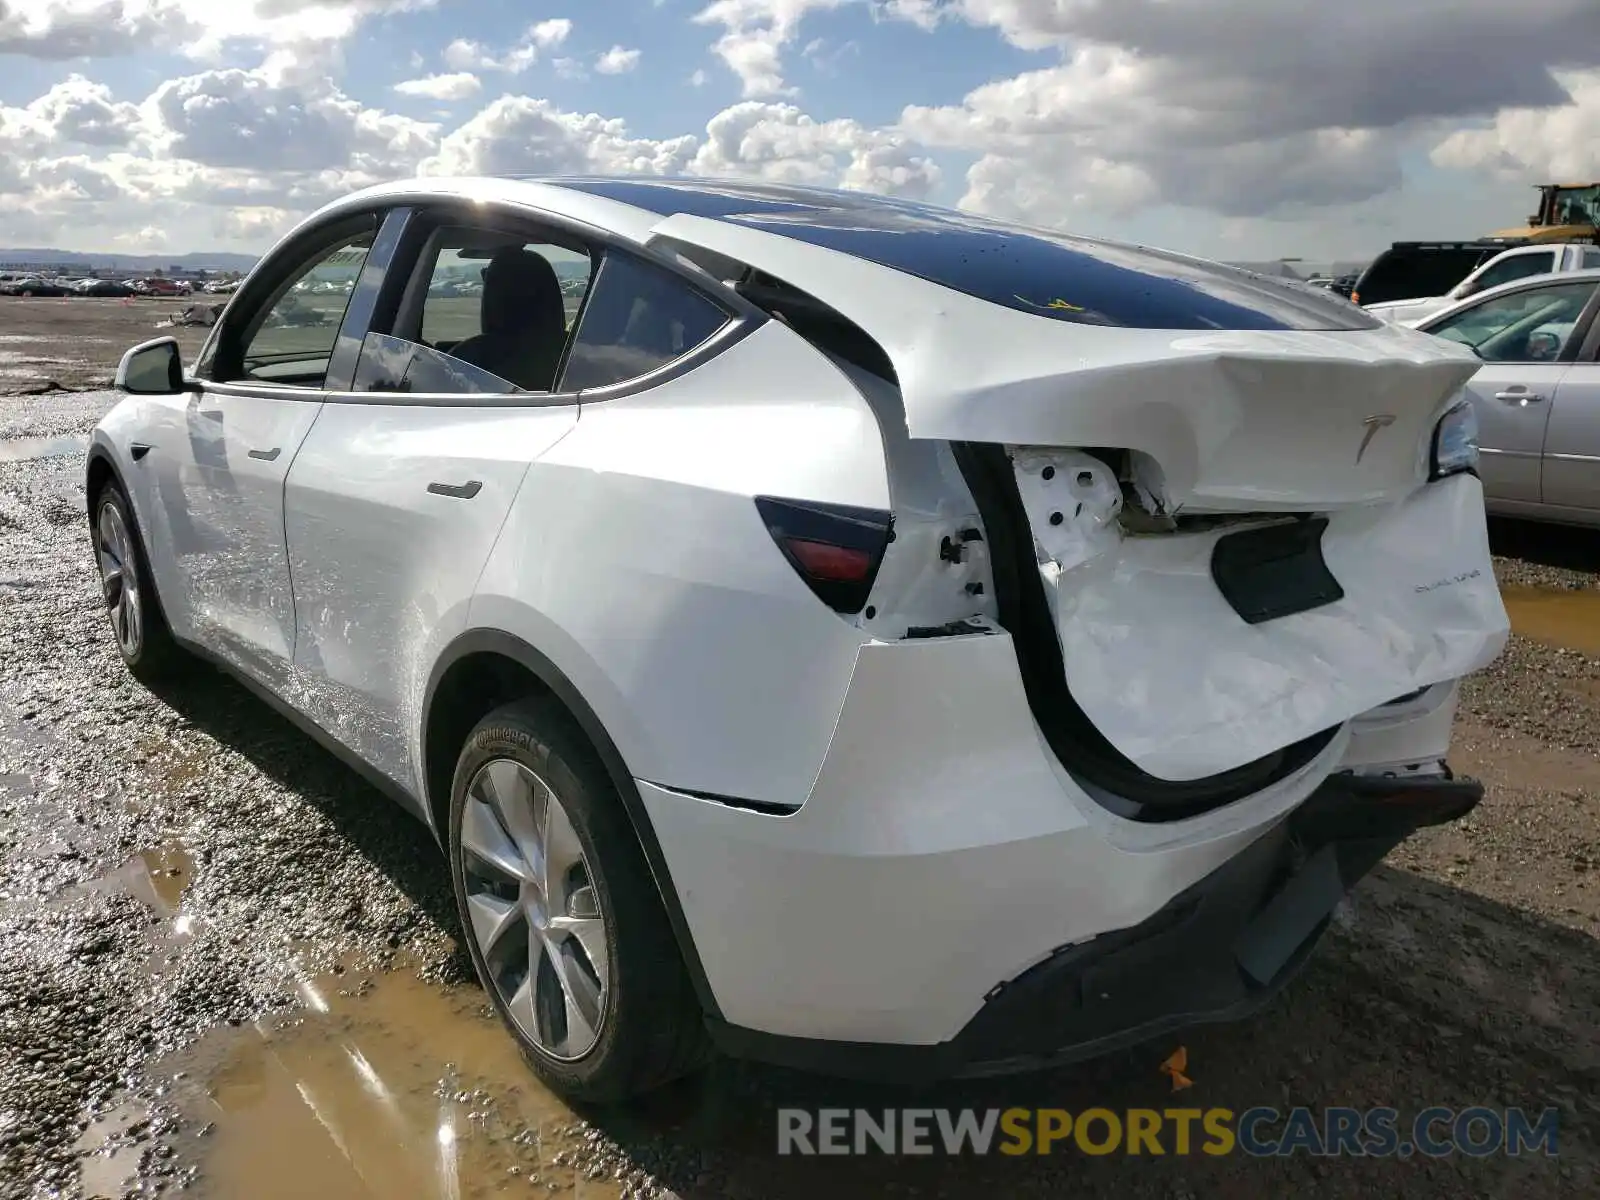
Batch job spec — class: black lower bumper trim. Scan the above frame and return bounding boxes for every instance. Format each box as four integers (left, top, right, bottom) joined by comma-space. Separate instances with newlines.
705, 770, 1484, 1085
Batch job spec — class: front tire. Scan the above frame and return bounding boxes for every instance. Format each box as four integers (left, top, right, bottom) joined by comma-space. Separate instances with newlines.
448, 698, 708, 1103
91, 482, 185, 681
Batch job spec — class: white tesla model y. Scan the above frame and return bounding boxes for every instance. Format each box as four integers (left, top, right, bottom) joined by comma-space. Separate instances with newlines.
90, 177, 1508, 1101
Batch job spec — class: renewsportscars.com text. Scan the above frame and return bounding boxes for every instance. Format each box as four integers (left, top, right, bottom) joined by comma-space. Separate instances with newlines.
776, 1106, 1559, 1158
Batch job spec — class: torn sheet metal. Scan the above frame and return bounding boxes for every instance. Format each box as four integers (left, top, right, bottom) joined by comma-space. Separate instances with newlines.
1044, 473, 1507, 781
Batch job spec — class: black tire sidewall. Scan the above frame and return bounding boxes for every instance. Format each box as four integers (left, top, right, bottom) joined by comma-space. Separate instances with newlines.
447, 701, 678, 1101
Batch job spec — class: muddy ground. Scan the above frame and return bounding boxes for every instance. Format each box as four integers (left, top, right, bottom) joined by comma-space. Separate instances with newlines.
0, 306, 1597, 1199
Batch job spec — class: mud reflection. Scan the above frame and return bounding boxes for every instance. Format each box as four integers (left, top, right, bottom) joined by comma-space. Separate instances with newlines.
1501, 584, 1600, 657
180, 971, 618, 1199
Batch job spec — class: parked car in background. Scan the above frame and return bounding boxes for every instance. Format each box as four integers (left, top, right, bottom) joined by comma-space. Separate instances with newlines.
123, 277, 189, 296
1414, 269, 1600, 526
1365, 243, 1600, 326
79, 279, 138, 298
2, 275, 71, 297
1351, 241, 1521, 307
91, 176, 1506, 1103
1329, 271, 1360, 299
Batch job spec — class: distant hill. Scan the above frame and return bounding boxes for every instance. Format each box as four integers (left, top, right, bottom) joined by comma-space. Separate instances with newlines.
0, 248, 259, 272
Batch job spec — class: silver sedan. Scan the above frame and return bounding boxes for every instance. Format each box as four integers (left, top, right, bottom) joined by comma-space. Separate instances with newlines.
1415, 268, 1600, 526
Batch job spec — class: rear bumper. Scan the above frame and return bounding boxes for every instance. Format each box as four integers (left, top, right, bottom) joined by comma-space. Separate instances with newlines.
706, 770, 1482, 1084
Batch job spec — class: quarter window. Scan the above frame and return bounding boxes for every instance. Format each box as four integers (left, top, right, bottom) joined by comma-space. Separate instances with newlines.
558, 252, 731, 392
238, 236, 372, 387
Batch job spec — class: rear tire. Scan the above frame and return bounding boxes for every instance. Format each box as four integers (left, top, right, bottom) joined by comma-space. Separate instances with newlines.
91, 482, 187, 682
448, 698, 708, 1103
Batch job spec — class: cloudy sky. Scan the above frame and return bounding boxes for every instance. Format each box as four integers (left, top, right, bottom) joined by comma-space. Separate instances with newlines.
1, 0, 1597, 259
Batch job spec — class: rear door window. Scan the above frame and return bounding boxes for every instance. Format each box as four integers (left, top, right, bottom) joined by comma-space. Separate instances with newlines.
356, 223, 594, 396
1470, 252, 1559, 293
557, 251, 731, 392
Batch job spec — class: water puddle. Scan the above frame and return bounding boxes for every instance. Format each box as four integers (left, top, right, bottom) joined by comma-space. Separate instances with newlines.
83, 842, 195, 918
83, 970, 624, 1200
1501, 584, 1600, 657
0, 433, 90, 461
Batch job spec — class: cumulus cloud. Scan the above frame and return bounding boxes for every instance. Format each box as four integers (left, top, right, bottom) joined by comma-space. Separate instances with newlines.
692, 0, 845, 96
442, 17, 572, 73
393, 72, 482, 101
0, 0, 436, 61
3, 75, 144, 150
889, 0, 1600, 224
147, 67, 436, 173
594, 45, 641, 74
7, 0, 1599, 254
420, 96, 697, 177
1432, 67, 1600, 181
692, 100, 940, 198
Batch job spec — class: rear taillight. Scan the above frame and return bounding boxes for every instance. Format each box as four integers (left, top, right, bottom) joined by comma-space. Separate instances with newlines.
755, 496, 892, 614
1350, 290, 1360, 304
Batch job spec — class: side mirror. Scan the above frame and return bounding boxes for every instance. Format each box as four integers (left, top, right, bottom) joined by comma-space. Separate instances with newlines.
115, 336, 189, 396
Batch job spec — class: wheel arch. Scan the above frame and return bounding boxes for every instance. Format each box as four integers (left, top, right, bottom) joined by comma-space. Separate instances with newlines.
85, 444, 122, 520
420, 627, 722, 1020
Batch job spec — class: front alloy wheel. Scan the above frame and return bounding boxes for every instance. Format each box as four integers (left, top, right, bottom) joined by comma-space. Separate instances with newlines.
97, 498, 143, 659
91, 483, 184, 681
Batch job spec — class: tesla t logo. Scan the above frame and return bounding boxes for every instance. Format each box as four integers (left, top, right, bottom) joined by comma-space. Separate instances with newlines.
1355, 414, 1397, 464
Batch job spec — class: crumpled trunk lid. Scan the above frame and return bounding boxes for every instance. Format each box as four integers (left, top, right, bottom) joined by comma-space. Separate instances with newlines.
1017, 453, 1505, 780
648, 212, 1509, 785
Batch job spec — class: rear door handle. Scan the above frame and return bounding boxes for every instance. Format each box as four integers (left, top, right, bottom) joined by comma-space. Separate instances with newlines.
247, 446, 282, 461
1493, 390, 1545, 404
427, 480, 483, 499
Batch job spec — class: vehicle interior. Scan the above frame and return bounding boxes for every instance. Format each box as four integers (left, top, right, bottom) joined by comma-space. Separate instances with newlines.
405, 230, 594, 392
1429, 286, 1594, 360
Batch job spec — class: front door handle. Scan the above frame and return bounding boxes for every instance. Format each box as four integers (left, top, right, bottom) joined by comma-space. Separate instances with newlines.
1493, 390, 1546, 405
427, 480, 483, 499
247, 447, 282, 461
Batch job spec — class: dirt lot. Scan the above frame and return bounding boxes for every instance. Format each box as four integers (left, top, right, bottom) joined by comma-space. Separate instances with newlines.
0, 298, 214, 394
0, 305, 1597, 1199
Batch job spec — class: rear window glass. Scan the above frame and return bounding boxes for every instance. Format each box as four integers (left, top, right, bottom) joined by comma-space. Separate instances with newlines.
1355, 248, 1499, 305
556, 178, 1380, 332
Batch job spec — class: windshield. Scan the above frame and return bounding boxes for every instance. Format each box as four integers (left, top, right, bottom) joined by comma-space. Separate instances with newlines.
1549, 186, 1600, 227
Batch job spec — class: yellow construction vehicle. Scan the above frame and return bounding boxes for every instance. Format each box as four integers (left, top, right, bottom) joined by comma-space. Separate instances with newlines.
1489, 183, 1600, 243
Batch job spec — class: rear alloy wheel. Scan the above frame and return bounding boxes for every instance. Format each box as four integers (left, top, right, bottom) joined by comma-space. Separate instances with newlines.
448, 699, 708, 1102
459, 757, 610, 1061
93, 484, 185, 681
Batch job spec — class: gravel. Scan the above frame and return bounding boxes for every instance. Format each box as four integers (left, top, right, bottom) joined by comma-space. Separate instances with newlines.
0, 387, 1596, 1199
